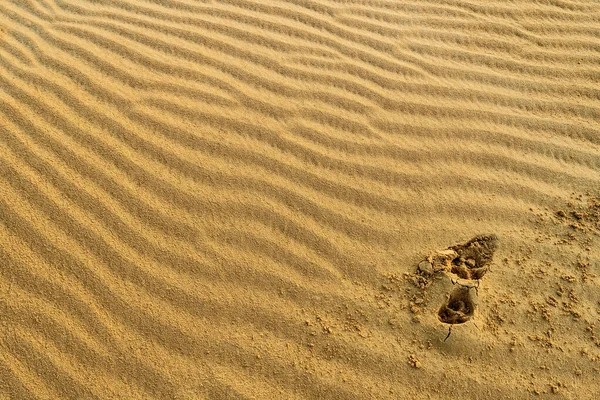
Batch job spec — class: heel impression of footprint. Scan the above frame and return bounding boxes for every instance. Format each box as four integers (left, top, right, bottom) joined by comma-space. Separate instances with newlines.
416, 234, 498, 342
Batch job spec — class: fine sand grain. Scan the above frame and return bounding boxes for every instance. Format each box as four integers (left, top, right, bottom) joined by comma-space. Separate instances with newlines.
1, 0, 600, 398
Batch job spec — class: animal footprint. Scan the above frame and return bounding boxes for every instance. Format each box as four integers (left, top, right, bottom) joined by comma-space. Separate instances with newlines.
416, 234, 498, 341
419, 234, 498, 280
448, 234, 498, 280
438, 285, 477, 341
438, 285, 476, 325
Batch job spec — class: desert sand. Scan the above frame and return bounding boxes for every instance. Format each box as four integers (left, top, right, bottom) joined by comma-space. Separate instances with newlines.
1, 0, 599, 399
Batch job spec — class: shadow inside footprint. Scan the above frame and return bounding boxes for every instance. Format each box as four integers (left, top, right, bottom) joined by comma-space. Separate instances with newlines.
448, 234, 498, 280
437, 286, 476, 325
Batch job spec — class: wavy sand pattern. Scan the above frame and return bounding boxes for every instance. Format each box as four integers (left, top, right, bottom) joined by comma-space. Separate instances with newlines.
1, 0, 600, 398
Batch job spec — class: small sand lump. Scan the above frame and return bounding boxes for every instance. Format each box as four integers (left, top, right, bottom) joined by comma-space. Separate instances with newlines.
408, 354, 422, 369
418, 260, 434, 275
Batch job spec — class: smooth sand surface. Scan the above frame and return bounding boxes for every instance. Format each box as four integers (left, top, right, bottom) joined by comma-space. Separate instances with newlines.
1, 0, 600, 398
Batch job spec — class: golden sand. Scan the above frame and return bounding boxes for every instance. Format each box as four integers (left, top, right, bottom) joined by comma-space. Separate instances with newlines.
1, 0, 599, 398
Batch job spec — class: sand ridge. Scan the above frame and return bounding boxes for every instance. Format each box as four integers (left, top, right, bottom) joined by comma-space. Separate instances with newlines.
0, 0, 599, 398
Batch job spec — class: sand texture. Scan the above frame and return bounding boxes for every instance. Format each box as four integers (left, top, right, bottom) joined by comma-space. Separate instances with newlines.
1, 0, 600, 398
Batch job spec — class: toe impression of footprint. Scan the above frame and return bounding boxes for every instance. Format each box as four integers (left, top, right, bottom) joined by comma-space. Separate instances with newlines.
417, 234, 498, 341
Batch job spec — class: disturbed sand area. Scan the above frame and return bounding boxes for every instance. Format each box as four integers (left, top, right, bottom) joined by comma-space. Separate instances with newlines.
1, 0, 600, 398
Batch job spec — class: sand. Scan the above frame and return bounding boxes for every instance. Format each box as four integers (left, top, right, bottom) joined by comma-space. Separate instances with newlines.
0, 0, 599, 398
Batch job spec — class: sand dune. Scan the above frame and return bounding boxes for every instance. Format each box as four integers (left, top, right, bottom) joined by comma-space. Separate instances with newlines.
1, 0, 599, 398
